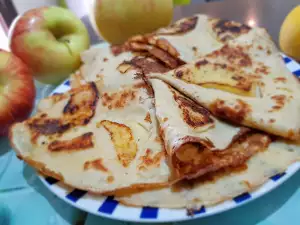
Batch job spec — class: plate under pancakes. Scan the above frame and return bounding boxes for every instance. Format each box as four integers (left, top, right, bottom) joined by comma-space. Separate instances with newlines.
9, 13, 300, 222
37, 56, 300, 222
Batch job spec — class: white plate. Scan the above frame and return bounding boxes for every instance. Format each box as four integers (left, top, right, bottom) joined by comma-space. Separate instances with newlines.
38, 53, 300, 223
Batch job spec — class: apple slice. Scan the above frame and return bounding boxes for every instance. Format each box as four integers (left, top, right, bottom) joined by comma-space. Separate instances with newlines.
175, 59, 256, 97
0, 50, 35, 136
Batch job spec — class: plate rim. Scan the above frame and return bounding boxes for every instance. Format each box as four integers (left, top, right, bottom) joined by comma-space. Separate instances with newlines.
39, 163, 300, 223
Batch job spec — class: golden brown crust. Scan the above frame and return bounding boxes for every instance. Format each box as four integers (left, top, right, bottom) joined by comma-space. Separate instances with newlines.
84, 158, 108, 172
27, 83, 100, 144
101, 89, 137, 110
110, 44, 130, 56
63, 82, 99, 125
144, 112, 152, 123
107, 175, 114, 183
178, 59, 254, 95
157, 16, 198, 35
147, 38, 180, 59
125, 56, 170, 75
172, 90, 214, 128
28, 119, 70, 137
99, 120, 138, 167
207, 45, 252, 67
172, 133, 271, 180
18, 155, 65, 181
274, 77, 287, 83
116, 62, 135, 74
148, 46, 182, 69
211, 18, 251, 42
269, 95, 286, 112
254, 63, 270, 75
124, 41, 183, 69
138, 149, 166, 171
48, 132, 94, 152
195, 59, 209, 68
210, 99, 251, 123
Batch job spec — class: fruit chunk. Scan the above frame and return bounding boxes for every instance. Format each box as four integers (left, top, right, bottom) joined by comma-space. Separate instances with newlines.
92, 0, 173, 44
10, 6, 90, 84
0, 50, 35, 136
279, 5, 300, 61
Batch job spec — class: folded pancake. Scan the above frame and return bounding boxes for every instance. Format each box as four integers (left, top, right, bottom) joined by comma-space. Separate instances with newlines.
149, 27, 300, 140
118, 138, 300, 208
125, 14, 252, 65
150, 79, 270, 181
72, 15, 254, 89
10, 81, 170, 194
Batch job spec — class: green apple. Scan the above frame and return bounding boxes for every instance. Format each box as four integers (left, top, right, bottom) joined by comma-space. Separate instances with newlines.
10, 6, 90, 84
92, 0, 173, 44
57, 0, 68, 8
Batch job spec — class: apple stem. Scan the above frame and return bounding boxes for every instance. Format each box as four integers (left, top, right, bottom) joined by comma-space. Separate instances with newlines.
62, 41, 73, 56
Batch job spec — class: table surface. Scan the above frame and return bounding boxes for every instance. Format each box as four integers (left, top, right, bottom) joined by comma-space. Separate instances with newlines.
1, 0, 300, 225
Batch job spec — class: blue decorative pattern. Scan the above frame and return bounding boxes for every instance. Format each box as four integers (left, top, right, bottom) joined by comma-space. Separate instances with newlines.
271, 172, 286, 181
44, 177, 58, 185
282, 56, 291, 64
293, 70, 300, 77
64, 80, 70, 86
233, 192, 251, 203
38, 55, 300, 222
52, 92, 62, 95
66, 189, 87, 203
98, 196, 118, 214
140, 207, 159, 219
194, 206, 206, 215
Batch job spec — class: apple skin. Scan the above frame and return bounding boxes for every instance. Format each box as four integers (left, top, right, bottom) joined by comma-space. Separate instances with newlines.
0, 50, 35, 136
92, 0, 173, 44
10, 6, 90, 85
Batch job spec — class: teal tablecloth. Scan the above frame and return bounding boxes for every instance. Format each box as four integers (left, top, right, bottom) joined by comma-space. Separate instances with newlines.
0, 82, 87, 225
1, 82, 300, 225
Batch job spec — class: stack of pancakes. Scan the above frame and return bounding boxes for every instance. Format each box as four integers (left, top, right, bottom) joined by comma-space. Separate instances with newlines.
10, 15, 300, 210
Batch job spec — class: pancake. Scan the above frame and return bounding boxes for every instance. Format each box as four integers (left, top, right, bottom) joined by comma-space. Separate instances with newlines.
70, 45, 170, 89
10, 79, 170, 194
149, 27, 300, 140
125, 14, 252, 65
151, 79, 269, 181
70, 46, 140, 89
118, 138, 300, 208
72, 15, 254, 87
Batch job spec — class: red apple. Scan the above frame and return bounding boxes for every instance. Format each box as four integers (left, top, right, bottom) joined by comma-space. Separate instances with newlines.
0, 49, 35, 136
10, 6, 90, 84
